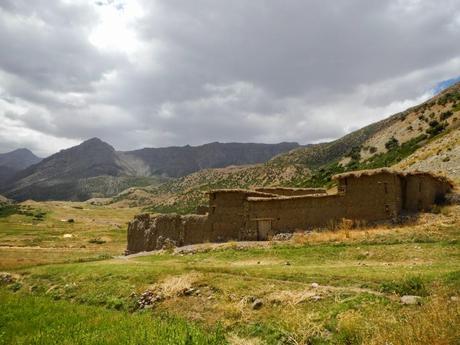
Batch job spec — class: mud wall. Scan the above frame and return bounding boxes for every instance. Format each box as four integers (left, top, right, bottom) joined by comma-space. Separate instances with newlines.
254, 187, 327, 196
245, 194, 346, 239
340, 173, 402, 221
126, 213, 210, 254
404, 175, 451, 211
207, 191, 249, 241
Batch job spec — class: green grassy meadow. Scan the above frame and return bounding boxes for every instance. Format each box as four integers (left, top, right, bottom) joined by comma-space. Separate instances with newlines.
1, 201, 459, 344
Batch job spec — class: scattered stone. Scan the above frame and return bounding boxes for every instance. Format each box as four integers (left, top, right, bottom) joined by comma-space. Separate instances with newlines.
252, 299, 263, 310
137, 290, 164, 309
184, 287, 197, 296
272, 233, 293, 241
310, 295, 322, 302
311, 283, 319, 289
0, 272, 15, 284
400, 295, 422, 305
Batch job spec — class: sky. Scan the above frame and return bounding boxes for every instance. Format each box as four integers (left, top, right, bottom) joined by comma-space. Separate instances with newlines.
0, 0, 459, 157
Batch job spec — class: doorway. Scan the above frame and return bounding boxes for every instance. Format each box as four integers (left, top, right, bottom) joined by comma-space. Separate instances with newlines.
257, 220, 271, 240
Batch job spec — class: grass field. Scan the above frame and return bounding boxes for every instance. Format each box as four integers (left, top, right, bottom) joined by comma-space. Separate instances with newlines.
1, 201, 459, 344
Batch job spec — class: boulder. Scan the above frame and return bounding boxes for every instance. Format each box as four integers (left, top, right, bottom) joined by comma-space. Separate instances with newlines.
400, 295, 422, 305
251, 299, 263, 310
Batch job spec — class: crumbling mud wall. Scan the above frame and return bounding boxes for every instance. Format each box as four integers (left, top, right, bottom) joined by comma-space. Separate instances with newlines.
254, 187, 327, 196
126, 213, 210, 254
403, 174, 452, 211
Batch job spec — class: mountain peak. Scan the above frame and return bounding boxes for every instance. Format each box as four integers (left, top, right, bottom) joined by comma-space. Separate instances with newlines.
79, 137, 115, 151
0, 148, 41, 170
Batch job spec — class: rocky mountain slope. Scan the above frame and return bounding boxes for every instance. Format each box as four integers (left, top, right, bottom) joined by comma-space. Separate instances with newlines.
395, 126, 460, 183
112, 81, 460, 212
1, 139, 300, 201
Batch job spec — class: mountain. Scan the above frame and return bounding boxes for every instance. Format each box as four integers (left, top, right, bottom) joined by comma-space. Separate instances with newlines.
1, 139, 300, 201
123, 142, 300, 177
0, 148, 41, 171
0, 148, 42, 184
112, 81, 460, 211
0, 138, 159, 201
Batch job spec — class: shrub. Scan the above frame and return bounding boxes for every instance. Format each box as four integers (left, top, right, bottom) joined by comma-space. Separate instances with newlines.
440, 110, 453, 121
426, 120, 447, 137
385, 137, 399, 151
380, 276, 428, 296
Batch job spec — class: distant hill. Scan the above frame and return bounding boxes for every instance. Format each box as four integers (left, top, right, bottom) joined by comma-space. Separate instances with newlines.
0, 148, 42, 184
124, 142, 300, 177
0, 148, 41, 170
1, 139, 300, 201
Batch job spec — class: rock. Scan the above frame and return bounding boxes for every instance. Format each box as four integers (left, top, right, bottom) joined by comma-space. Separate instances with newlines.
400, 295, 422, 305
67, 219, 75, 223
272, 233, 293, 241
285, 261, 291, 266
0, 272, 15, 284
63, 234, 73, 238
252, 299, 263, 310
311, 283, 319, 289
310, 295, 322, 301
450, 296, 458, 301
184, 287, 197, 296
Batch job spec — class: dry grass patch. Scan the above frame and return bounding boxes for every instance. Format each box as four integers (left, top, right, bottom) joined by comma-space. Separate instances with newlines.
152, 272, 203, 298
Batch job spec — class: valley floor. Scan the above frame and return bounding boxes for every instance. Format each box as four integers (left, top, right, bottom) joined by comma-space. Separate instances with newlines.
0, 201, 459, 344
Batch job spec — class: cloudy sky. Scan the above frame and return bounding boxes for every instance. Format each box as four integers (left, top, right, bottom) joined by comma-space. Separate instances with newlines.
0, 0, 459, 157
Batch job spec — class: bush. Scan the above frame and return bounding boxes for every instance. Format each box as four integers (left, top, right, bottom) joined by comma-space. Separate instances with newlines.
440, 110, 453, 121
380, 276, 428, 296
426, 120, 447, 137
385, 137, 399, 151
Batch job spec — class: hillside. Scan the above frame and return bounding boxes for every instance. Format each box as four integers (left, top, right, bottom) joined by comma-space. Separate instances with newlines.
112, 82, 460, 211
395, 126, 460, 183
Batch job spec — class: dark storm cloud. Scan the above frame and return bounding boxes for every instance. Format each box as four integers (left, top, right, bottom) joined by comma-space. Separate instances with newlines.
0, 0, 459, 156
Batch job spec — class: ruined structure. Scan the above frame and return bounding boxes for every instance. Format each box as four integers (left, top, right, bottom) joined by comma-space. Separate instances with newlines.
127, 169, 453, 254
